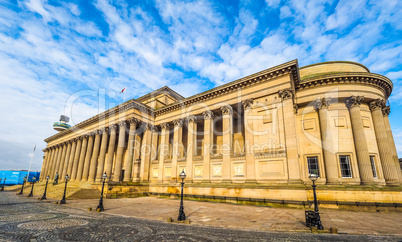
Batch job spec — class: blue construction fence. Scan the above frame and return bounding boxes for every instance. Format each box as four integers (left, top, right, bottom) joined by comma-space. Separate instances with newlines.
0, 170, 40, 185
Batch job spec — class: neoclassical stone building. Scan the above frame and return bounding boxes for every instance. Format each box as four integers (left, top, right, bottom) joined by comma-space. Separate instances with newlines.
40, 60, 402, 204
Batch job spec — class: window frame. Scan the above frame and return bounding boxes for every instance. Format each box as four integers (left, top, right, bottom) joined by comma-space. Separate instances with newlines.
307, 156, 320, 177
369, 155, 378, 178
339, 155, 353, 178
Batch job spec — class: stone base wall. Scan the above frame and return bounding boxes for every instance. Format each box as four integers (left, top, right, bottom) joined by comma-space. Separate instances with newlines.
97, 182, 402, 211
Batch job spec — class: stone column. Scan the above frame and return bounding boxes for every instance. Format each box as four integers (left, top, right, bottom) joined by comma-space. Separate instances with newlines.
46, 147, 56, 178
42, 148, 52, 180
132, 124, 143, 182
370, 99, 399, 185
81, 132, 95, 181
186, 116, 197, 182
50, 145, 61, 179
61, 141, 72, 178
75, 135, 88, 181
113, 122, 127, 182
40, 149, 50, 181
221, 105, 233, 182
278, 89, 301, 183
105, 124, 117, 178
158, 123, 170, 182
88, 130, 101, 182
151, 126, 159, 162
67, 139, 77, 177
346, 96, 374, 184
70, 137, 83, 181
314, 98, 340, 184
96, 127, 109, 182
202, 111, 214, 182
243, 99, 256, 182
57, 143, 68, 176
171, 119, 183, 182
140, 124, 152, 182
383, 106, 402, 182
124, 118, 138, 181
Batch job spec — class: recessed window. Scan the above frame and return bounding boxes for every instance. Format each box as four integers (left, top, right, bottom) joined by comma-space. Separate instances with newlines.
307, 156, 320, 177
370, 156, 377, 178
339, 155, 352, 178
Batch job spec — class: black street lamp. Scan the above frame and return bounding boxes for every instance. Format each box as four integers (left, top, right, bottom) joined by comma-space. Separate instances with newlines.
1, 178, 6, 191
96, 172, 108, 212
40, 176, 50, 200
177, 170, 186, 221
305, 173, 324, 230
59, 174, 70, 204
18, 176, 27, 195
27, 177, 36, 197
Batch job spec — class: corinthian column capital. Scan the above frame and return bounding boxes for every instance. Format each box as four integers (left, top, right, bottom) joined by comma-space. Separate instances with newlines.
160, 123, 170, 130
242, 98, 254, 109
345, 96, 364, 108
382, 106, 390, 116
173, 119, 183, 127
278, 88, 294, 100
369, 98, 386, 111
314, 97, 331, 110
220, 105, 233, 115
202, 110, 214, 119
186, 115, 198, 123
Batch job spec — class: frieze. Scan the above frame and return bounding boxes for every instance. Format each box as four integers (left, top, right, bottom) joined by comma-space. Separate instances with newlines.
297, 74, 392, 98
345, 96, 364, 109
155, 60, 299, 116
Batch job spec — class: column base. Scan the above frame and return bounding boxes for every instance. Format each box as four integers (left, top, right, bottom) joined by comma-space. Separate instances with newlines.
123, 178, 132, 182
201, 179, 210, 183
360, 181, 376, 185
288, 179, 303, 184
385, 180, 400, 186
245, 179, 257, 184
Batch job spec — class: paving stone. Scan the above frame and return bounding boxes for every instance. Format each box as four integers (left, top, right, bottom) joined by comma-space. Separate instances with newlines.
0, 191, 401, 241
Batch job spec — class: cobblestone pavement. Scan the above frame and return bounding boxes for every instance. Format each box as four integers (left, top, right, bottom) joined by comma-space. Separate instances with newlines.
0, 192, 401, 242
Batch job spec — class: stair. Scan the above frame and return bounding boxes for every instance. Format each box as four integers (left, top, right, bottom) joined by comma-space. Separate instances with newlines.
6, 181, 101, 200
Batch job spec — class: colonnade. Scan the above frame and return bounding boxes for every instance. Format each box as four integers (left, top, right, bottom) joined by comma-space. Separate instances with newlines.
40, 98, 258, 183
313, 96, 400, 185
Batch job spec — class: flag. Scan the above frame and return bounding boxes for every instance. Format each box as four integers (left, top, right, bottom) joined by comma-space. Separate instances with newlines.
33, 144, 36, 152
120, 87, 126, 93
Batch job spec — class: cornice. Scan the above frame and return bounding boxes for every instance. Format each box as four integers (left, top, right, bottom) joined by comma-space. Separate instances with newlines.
297, 72, 393, 98
300, 61, 370, 73
44, 99, 154, 143
155, 60, 300, 116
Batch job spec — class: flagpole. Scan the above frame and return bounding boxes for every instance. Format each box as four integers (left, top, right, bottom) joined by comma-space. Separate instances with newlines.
27, 145, 36, 181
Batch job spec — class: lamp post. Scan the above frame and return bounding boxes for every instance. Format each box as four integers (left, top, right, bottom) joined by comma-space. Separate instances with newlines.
177, 170, 186, 221
18, 176, 27, 195
1, 178, 6, 191
59, 174, 69, 204
96, 172, 108, 212
27, 177, 36, 197
40, 176, 50, 200
305, 173, 323, 230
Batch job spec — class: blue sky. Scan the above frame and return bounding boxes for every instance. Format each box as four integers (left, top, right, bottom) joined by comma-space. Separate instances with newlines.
0, 0, 401, 171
